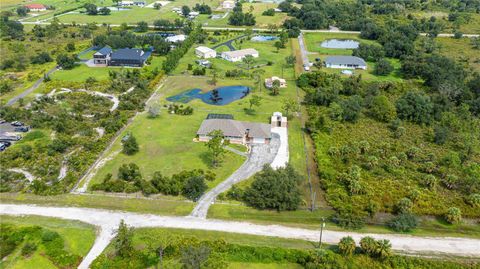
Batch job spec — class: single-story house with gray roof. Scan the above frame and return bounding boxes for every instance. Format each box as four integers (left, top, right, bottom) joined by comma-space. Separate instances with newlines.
92, 46, 151, 67
196, 119, 271, 144
325, 56, 367, 70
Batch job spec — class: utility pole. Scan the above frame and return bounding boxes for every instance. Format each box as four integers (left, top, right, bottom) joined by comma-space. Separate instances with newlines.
318, 217, 325, 249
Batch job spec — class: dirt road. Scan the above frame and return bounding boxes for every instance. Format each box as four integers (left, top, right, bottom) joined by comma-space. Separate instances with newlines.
2, 204, 479, 268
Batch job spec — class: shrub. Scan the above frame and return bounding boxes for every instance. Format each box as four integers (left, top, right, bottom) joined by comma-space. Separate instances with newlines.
182, 175, 207, 201
466, 193, 480, 208
359, 236, 377, 256
388, 213, 418, 232
369, 95, 396, 122
337, 236, 356, 256
394, 197, 413, 214
374, 58, 394, 75
21, 242, 37, 257
122, 134, 139, 155
444, 207, 462, 224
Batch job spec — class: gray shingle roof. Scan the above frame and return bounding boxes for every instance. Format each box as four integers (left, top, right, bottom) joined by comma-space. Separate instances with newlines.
197, 119, 271, 139
325, 56, 367, 66
111, 48, 144, 61
95, 46, 112, 56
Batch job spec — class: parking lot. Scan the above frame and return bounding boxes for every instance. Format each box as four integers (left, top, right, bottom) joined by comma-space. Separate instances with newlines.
0, 121, 30, 151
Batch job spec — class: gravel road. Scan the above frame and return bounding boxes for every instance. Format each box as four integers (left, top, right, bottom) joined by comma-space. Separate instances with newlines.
190, 135, 281, 218
2, 203, 480, 269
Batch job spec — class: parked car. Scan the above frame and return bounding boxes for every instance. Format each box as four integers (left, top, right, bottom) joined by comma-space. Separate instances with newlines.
303, 64, 310, 71
11, 121, 24, 126
0, 143, 6, 151
0, 135, 22, 141
0, 119, 6, 124
14, 126, 29, 132
0, 141, 11, 147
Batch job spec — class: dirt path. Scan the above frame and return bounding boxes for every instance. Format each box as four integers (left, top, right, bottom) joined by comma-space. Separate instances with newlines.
1, 204, 479, 269
7, 169, 35, 182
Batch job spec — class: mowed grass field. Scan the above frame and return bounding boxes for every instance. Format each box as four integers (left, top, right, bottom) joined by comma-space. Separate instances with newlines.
0, 215, 96, 269
303, 32, 403, 82
437, 36, 480, 73
243, 3, 292, 27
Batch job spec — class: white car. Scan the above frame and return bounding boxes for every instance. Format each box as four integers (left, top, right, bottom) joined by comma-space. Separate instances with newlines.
303, 64, 310, 71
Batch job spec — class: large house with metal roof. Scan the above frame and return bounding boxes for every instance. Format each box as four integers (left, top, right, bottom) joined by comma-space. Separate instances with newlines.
221, 48, 259, 62
196, 117, 271, 144
325, 56, 367, 70
92, 46, 150, 67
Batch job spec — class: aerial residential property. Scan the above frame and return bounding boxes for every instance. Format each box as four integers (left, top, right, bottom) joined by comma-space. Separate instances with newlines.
195, 46, 217, 59
24, 3, 47, 11
1, 0, 479, 268
221, 48, 259, 62
324, 55, 368, 70
92, 46, 150, 67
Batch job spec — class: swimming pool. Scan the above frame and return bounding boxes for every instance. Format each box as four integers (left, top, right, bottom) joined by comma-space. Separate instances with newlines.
251, 35, 279, 42
320, 39, 360, 49
166, 86, 250, 106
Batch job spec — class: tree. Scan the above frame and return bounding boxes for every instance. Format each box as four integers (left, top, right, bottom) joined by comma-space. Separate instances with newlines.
99, 7, 111, 15
374, 58, 393, 75
114, 220, 134, 258
118, 163, 142, 182
181, 5, 191, 17
248, 95, 262, 110
285, 55, 296, 67
370, 95, 396, 122
282, 98, 299, 118
122, 134, 139, 155
270, 79, 280, 95
396, 91, 433, 125
136, 21, 148, 32
242, 55, 255, 70
375, 239, 392, 259
445, 207, 462, 224
394, 197, 413, 214
205, 130, 229, 167
148, 103, 161, 118
274, 40, 283, 52
65, 42, 75, 52
181, 245, 211, 269
16, 6, 29, 17
182, 175, 207, 201
251, 69, 265, 91
243, 165, 302, 211
84, 3, 98, 15
338, 236, 356, 256
360, 237, 378, 256
56, 54, 76, 70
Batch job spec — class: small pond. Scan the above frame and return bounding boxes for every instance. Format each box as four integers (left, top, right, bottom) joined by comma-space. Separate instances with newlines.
251, 35, 279, 42
166, 86, 250, 106
320, 39, 359, 49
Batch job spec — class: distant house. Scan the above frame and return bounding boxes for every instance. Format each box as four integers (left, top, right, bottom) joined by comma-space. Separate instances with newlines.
119, 1, 146, 7
265, 76, 287, 88
166, 34, 186, 43
195, 46, 217, 59
196, 119, 271, 144
93, 46, 112, 65
222, 0, 235, 9
92, 46, 150, 67
221, 48, 259, 62
325, 56, 367, 70
24, 3, 46, 11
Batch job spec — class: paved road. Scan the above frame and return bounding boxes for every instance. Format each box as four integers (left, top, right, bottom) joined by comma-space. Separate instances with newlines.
211, 34, 246, 51
2, 203, 480, 269
190, 135, 281, 218
6, 67, 57, 106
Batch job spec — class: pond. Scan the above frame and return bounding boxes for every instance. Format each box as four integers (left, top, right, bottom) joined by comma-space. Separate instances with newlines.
251, 35, 279, 42
166, 86, 250, 106
320, 39, 360, 49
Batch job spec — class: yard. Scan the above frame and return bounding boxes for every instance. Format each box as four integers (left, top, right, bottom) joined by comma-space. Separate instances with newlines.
303, 32, 403, 82
0, 215, 96, 269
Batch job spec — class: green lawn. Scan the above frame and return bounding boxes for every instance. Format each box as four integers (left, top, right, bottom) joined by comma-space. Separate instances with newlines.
51, 64, 111, 82
0, 215, 96, 269
243, 3, 292, 28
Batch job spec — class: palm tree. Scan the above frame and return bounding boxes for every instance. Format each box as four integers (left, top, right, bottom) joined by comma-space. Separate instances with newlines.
375, 239, 392, 259
338, 236, 356, 256
242, 55, 255, 70
251, 69, 265, 91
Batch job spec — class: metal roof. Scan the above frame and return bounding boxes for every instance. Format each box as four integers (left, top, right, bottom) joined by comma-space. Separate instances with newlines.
206, 114, 234, 120
222, 48, 258, 58
110, 48, 144, 61
197, 119, 271, 139
94, 46, 112, 56
325, 56, 367, 66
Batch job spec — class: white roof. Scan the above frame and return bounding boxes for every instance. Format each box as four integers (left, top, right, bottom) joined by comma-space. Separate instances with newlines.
166, 34, 186, 42
222, 48, 258, 58
269, 76, 286, 83
189, 11, 199, 16
196, 46, 215, 53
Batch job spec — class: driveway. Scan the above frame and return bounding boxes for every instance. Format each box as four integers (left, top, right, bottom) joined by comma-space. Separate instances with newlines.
6, 67, 58, 106
190, 134, 281, 218
298, 32, 310, 69
2, 203, 480, 269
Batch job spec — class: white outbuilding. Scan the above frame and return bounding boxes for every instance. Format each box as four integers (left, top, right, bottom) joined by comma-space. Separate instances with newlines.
221, 48, 259, 62
195, 46, 217, 59
166, 34, 187, 43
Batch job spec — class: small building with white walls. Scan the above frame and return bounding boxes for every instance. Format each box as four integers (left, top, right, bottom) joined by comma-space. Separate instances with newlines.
166, 34, 186, 43
271, 112, 287, 128
221, 48, 259, 62
195, 46, 217, 59
265, 76, 287, 88
222, 0, 235, 9
325, 56, 367, 70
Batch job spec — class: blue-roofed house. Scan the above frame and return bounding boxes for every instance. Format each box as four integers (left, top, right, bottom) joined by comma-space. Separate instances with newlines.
92, 47, 151, 67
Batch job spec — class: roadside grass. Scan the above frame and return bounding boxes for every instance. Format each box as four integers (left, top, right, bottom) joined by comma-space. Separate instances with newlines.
0, 215, 96, 269
207, 203, 480, 239
436, 36, 480, 73
0, 192, 194, 216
